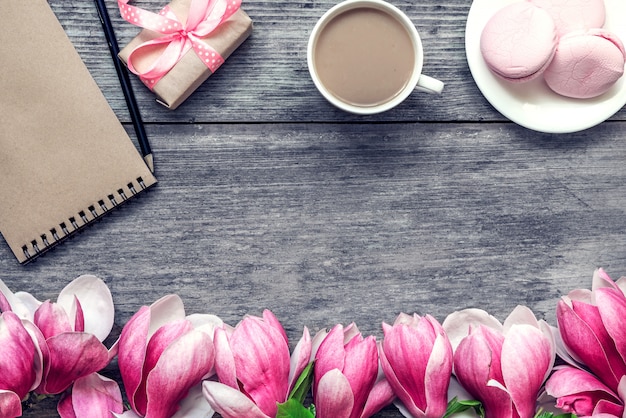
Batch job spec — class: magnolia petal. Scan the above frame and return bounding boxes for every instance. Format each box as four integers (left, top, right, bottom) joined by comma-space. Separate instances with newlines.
593, 399, 624, 417
342, 334, 379, 417
262, 310, 289, 346
13, 291, 42, 321
171, 384, 215, 418
73, 297, 85, 333
501, 324, 552, 418
0, 280, 41, 321
315, 324, 348, 391
557, 299, 623, 390
380, 321, 431, 412
288, 326, 312, 394
596, 288, 626, 360
0, 390, 22, 418
361, 376, 395, 418
0, 291, 11, 313
538, 320, 557, 382
58, 373, 123, 418
379, 339, 421, 416
146, 295, 187, 337
186, 313, 223, 337
315, 369, 354, 418
213, 327, 238, 389
119, 295, 187, 413
592, 268, 619, 292
144, 320, 194, 378
230, 314, 290, 417
424, 333, 453, 418
57, 275, 114, 341
442, 309, 502, 353
454, 327, 512, 418
38, 332, 110, 395
203, 381, 269, 418
343, 323, 362, 344
545, 367, 619, 400
34, 301, 73, 339
311, 328, 330, 360
143, 330, 215, 418
0, 312, 38, 399
117, 305, 151, 413
392, 312, 419, 327
502, 305, 540, 334
546, 368, 624, 417
131, 319, 195, 414
20, 320, 45, 392
57, 392, 77, 418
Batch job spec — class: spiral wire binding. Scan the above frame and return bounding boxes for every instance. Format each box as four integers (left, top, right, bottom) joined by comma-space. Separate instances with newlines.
20, 176, 151, 263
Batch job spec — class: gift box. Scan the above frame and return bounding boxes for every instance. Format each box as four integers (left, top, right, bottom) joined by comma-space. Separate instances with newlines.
118, 0, 252, 110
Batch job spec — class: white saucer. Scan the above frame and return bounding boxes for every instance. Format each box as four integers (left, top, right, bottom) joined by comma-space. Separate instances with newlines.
465, 0, 626, 133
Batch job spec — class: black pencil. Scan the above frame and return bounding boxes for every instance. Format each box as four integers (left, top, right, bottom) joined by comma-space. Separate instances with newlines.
94, 0, 154, 173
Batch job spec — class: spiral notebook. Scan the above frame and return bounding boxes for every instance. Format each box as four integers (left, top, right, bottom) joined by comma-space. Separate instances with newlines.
0, 0, 157, 264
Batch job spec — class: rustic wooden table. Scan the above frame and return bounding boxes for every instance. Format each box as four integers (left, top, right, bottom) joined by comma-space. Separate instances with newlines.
4, 0, 626, 416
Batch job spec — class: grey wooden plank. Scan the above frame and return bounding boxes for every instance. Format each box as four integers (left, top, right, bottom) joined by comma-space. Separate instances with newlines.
6, 121, 626, 416
49, 0, 626, 124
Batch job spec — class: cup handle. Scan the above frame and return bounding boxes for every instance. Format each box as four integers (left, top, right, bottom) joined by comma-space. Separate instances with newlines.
414, 74, 444, 94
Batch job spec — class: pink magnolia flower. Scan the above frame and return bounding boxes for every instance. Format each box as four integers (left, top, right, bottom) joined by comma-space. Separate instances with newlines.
203, 309, 312, 418
0, 275, 115, 395
313, 323, 395, 418
442, 306, 555, 418
57, 373, 123, 418
555, 269, 626, 394
117, 294, 219, 418
379, 313, 453, 418
545, 367, 625, 417
0, 311, 42, 417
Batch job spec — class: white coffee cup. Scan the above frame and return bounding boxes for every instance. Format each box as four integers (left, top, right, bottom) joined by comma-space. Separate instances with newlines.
307, 0, 444, 115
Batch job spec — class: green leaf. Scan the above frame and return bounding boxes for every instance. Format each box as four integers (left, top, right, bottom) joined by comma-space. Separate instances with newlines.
276, 399, 316, 418
288, 362, 315, 404
443, 397, 485, 418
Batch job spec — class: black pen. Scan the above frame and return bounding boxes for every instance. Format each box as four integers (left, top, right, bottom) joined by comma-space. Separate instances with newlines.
94, 0, 154, 173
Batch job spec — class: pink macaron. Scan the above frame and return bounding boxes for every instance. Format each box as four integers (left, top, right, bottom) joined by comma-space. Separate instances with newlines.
480, 2, 558, 83
544, 29, 626, 99
530, 0, 606, 37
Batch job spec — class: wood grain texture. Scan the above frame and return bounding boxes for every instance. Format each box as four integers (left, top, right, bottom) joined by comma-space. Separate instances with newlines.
9, 122, 626, 417
5, 0, 626, 416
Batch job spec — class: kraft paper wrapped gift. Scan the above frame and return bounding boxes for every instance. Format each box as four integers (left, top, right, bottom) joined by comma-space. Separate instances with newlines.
118, 0, 252, 110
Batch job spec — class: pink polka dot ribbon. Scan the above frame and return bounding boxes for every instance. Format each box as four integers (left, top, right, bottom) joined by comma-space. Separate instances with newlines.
118, 0, 241, 89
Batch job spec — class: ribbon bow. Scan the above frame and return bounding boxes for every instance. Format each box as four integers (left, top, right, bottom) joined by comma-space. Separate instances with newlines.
118, 0, 241, 88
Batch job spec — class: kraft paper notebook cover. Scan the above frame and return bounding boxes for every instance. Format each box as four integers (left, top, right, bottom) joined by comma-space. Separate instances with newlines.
0, 0, 157, 264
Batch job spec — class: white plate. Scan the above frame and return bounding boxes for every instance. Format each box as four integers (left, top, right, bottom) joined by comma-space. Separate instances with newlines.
465, 0, 626, 133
